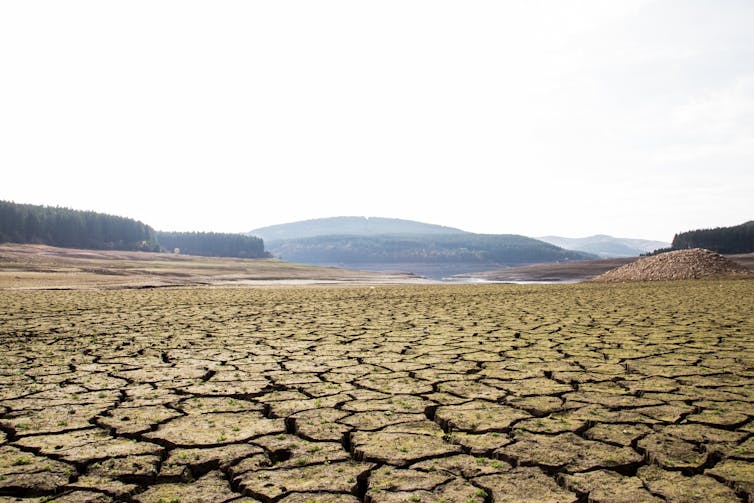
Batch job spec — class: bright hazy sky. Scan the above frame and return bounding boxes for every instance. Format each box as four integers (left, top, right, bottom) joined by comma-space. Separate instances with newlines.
2, 1, 752, 242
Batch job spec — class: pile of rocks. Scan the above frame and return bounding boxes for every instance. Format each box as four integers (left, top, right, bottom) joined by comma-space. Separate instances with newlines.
591, 248, 749, 282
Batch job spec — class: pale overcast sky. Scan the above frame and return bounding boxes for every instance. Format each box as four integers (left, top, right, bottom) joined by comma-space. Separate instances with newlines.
1, 1, 752, 241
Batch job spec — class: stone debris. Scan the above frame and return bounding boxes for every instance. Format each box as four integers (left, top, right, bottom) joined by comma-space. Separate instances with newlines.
592, 247, 749, 282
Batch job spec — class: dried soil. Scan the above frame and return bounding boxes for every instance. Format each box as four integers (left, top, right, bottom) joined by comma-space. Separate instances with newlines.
0, 282, 753, 502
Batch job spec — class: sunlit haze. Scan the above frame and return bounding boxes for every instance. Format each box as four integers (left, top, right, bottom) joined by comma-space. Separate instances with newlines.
2, 1, 752, 241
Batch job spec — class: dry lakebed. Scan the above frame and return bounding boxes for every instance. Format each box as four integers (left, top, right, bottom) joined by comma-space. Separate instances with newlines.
0, 281, 753, 502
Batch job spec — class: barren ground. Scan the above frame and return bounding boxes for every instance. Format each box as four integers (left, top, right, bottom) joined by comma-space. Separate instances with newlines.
1, 281, 753, 502
453, 258, 638, 282
457, 253, 754, 283
0, 244, 423, 290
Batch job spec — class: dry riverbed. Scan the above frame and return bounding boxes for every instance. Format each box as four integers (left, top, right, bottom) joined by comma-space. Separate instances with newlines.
0, 281, 753, 502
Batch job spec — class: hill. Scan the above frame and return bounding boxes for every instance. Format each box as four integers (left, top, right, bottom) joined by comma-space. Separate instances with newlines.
537, 235, 670, 258
269, 233, 592, 264
669, 221, 754, 254
250, 216, 465, 241
254, 217, 596, 279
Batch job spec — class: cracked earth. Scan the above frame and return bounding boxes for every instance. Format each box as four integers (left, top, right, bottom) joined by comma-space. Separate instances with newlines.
1, 281, 753, 502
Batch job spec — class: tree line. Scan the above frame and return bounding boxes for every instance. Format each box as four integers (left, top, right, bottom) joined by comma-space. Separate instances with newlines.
0, 200, 160, 251
156, 231, 269, 259
670, 221, 754, 254
0, 200, 269, 259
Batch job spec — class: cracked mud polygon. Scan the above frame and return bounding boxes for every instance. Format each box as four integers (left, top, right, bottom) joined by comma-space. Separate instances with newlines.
1, 281, 753, 502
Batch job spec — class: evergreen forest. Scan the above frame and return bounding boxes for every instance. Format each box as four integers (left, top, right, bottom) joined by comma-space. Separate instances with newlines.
267, 233, 594, 265
671, 221, 754, 254
0, 200, 159, 251
0, 201, 269, 259
156, 231, 268, 259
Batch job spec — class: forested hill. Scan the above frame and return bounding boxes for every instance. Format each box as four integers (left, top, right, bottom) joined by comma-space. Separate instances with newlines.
156, 231, 268, 259
250, 216, 465, 241
0, 200, 159, 251
0, 200, 269, 259
671, 221, 754, 254
253, 216, 597, 278
266, 233, 595, 279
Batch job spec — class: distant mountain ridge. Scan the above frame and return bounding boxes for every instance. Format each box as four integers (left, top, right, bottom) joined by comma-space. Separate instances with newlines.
250, 217, 596, 279
250, 216, 465, 241
537, 235, 671, 258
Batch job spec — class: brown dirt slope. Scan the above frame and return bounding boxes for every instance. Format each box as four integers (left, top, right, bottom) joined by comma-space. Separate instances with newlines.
0, 243, 423, 290
592, 248, 750, 282
729, 252, 754, 270
454, 257, 638, 282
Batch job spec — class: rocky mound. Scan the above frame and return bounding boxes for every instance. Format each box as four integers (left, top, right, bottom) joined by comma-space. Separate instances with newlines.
591, 248, 749, 282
